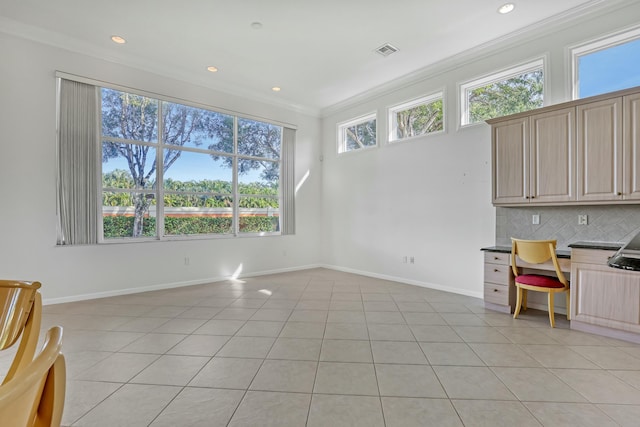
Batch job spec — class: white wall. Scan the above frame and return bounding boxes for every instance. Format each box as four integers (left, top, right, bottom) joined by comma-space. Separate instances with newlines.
0, 34, 322, 303
320, 1, 640, 298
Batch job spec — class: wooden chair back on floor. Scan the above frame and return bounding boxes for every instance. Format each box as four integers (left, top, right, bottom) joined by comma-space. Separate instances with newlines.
0, 326, 66, 427
0, 280, 42, 384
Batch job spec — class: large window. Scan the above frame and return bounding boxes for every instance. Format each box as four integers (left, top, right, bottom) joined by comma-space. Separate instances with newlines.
388, 92, 444, 142
56, 78, 295, 245
337, 113, 377, 154
572, 27, 640, 99
101, 88, 282, 239
460, 59, 544, 126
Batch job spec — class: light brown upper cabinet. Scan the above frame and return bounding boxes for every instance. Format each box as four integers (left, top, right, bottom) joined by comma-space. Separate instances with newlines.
576, 97, 622, 201
491, 107, 575, 205
488, 86, 640, 206
624, 92, 640, 200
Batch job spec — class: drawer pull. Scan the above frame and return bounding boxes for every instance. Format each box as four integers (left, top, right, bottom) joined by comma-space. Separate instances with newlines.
494, 269, 499, 272
494, 256, 500, 260
493, 288, 499, 292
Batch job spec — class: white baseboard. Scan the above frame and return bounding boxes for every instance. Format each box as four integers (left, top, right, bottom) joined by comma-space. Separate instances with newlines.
42, 263, 322, 305
321, 264, 484, 300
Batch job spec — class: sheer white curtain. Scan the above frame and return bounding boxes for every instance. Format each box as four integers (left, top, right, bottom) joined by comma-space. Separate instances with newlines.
281, 127, 296, 235
56, 79, 99, 245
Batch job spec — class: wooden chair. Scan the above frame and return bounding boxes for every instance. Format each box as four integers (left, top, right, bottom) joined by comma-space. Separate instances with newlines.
0, 326, 66, 427
0, 280, 42, 384
511, 238, 570, 328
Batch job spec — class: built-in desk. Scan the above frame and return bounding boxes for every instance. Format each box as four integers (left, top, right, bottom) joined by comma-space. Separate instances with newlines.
481, 242, 640, 343
481, 246, 570, 314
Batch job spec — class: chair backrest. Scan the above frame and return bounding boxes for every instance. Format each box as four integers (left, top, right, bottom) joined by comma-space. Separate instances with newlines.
0, 326, 66, 427
0, 281, 42, 384
511, 238, 568, 286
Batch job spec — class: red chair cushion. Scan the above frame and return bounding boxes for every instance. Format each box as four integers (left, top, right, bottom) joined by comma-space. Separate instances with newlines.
516, 274, 565, 288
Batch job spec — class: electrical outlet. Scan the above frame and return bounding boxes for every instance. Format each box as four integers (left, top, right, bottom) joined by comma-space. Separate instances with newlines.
184, 257, 190, 266
578, 214, 588, 225
532, 214, 540, 225
410, 256, 415, 264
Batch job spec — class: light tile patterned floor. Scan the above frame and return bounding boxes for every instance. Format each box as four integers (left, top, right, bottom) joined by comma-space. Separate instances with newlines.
6, 268, 640, 426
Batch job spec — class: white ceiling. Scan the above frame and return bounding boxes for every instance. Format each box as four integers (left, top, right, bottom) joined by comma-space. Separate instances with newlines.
0, 0, 614, 114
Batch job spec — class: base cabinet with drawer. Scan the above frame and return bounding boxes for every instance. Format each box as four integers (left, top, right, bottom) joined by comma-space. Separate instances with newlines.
571, 248, 640, 340
483, 252, 515, 313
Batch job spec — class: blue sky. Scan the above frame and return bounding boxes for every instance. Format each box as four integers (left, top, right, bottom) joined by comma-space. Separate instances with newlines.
579, 37, 640, 98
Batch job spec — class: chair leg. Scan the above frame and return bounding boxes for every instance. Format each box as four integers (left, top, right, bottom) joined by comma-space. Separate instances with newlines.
522, 289, 528, 311
548, 292, 555, 328
514, 286, 523, 319
566, 289, 571, 320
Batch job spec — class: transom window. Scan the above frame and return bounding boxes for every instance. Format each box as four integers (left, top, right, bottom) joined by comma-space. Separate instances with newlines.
460, 59, 544, 126
337, 113, 377, 154
388, 92, 444, 142
571, 27, 640, 99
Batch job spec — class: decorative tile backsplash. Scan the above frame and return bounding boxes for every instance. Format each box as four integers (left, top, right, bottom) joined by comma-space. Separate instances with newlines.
496, 205, 640, 250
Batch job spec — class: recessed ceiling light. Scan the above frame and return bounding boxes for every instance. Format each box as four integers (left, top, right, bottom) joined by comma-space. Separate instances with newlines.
271, 87, 281, 92
111, 35, 126, 44
206, 66, 218, 73
251, 22, 263, 30
498, 3, 515, 14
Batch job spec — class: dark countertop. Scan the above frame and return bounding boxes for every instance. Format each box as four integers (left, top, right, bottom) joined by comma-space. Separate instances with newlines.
481, 246, 571, 258
482, 241, 624, 257
568, 241, 623, 251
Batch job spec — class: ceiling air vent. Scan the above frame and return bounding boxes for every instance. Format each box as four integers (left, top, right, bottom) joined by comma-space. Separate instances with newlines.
374, 43, 398, 57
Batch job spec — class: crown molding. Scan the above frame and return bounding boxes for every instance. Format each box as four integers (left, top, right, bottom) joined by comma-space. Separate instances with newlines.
0, 16, 321, 118
319, 0, 634, 118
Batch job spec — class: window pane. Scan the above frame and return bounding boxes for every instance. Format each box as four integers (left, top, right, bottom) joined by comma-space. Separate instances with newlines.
162, 102, 234, 152
341, 118, 376, 152
393, 99, 443, 140
102, 192, 156, 238
101, 88, 158, 142
239, 196, 279, 233
163, 150, 233, 192
163, 196, 233, 236
578, 37, 640, 98
238, 118, 282, 159
102, 143, 156, 190
468, 69, 543, 124
238, 158, 279, 190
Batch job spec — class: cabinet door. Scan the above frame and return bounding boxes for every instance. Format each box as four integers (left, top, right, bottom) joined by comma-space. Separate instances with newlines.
530, 108, 576, 203
577, 97, 623, 201
572, 262, 640, 333
624, 93, 640, 200
492, 117, 529, 204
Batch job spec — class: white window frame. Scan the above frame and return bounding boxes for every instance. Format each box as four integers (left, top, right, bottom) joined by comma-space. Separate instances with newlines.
337, 112, 378, 154
570, 25, 640, 100
459, 58, 545, 127
388, 91, 445, 143
98, 87, 284, 242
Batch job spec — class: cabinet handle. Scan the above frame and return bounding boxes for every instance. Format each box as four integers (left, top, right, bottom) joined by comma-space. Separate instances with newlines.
618, 192, 622, 196
494, 256, 500, 260
531, 196, 535, 199
494, 269, 499, 272
493, 289, 499, 292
